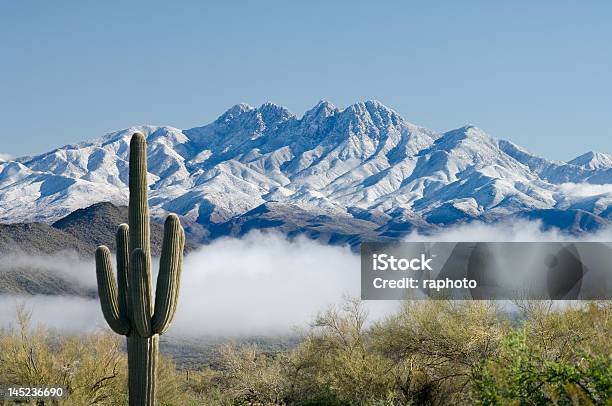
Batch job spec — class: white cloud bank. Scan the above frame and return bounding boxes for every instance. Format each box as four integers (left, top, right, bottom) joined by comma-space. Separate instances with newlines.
558, 183, 612, 198
0, 232, 396, 336
1, 220, 611, 336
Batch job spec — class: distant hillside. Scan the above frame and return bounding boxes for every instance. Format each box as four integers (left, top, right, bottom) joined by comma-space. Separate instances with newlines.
52, 202, 197, 256
0, 202, 198, 295
0, 202, 197, 257
0, 266, 96, 297
0, 222, 93, 256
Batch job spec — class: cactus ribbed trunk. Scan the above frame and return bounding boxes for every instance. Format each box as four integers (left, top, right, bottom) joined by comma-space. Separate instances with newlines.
128, 335, 158, 405
95, 132, 185, 406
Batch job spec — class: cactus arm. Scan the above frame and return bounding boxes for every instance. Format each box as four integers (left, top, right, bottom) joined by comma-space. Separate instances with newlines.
116, 223, 130, 321
95, 246, 130, 335
152, 214, 185, 334
130, 248, 153, 338
128, 132, 150, 256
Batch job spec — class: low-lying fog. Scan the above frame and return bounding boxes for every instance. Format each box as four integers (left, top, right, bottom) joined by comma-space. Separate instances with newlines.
1, 219, 611, 336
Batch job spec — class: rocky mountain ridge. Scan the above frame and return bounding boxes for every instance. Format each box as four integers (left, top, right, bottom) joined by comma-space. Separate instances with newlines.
1, 100, 610, 238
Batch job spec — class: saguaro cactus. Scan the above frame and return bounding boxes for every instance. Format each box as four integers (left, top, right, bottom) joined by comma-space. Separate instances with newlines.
95, 133, 185, 405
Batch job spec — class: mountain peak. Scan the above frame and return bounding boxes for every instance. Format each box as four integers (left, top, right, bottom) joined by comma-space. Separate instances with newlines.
363, 99, 388, 109
345, 100, 395, 114
215, 103, 256, 123
303, 100, 396, 119
257, 102, 295, 121
430, 125, 495, 153
459, 124, 481, 132
303, 100, 338, 122
259, 101, 286, 110
231, 102, 255, 112
214, 102, 295, 127
569, 151, 612, 170
455, 124, 490, 139
336, 100, 404, 130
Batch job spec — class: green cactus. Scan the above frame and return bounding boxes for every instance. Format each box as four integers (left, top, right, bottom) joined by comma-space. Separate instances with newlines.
95, 133, 185, 405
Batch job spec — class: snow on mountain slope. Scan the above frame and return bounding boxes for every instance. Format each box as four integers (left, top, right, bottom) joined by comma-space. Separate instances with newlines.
569, 151, 612, 170
1, 101, 611, 238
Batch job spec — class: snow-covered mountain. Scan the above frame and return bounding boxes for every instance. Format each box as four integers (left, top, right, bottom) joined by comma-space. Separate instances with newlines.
1, 100, 611, 241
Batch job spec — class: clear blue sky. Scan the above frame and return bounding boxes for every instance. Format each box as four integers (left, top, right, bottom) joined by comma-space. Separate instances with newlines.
1, 1, 611, 160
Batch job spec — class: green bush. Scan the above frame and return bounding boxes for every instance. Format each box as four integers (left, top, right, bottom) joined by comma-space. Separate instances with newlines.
471, 302, 612, 405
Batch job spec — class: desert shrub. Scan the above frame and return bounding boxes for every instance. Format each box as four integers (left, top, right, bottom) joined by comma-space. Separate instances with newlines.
287, 298, 396, 405
519, 301, 610, 358
1, 300, 609, 405
0, 305, 127, 405
0, 306, 203, 405
180, 367, 231, 405
208, 298, 398, 405
470, 302, 612, 405
205, 299, 610, 405
367, 300, 503, 405
217, 344, 287, 405
156, 355, 204, 406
